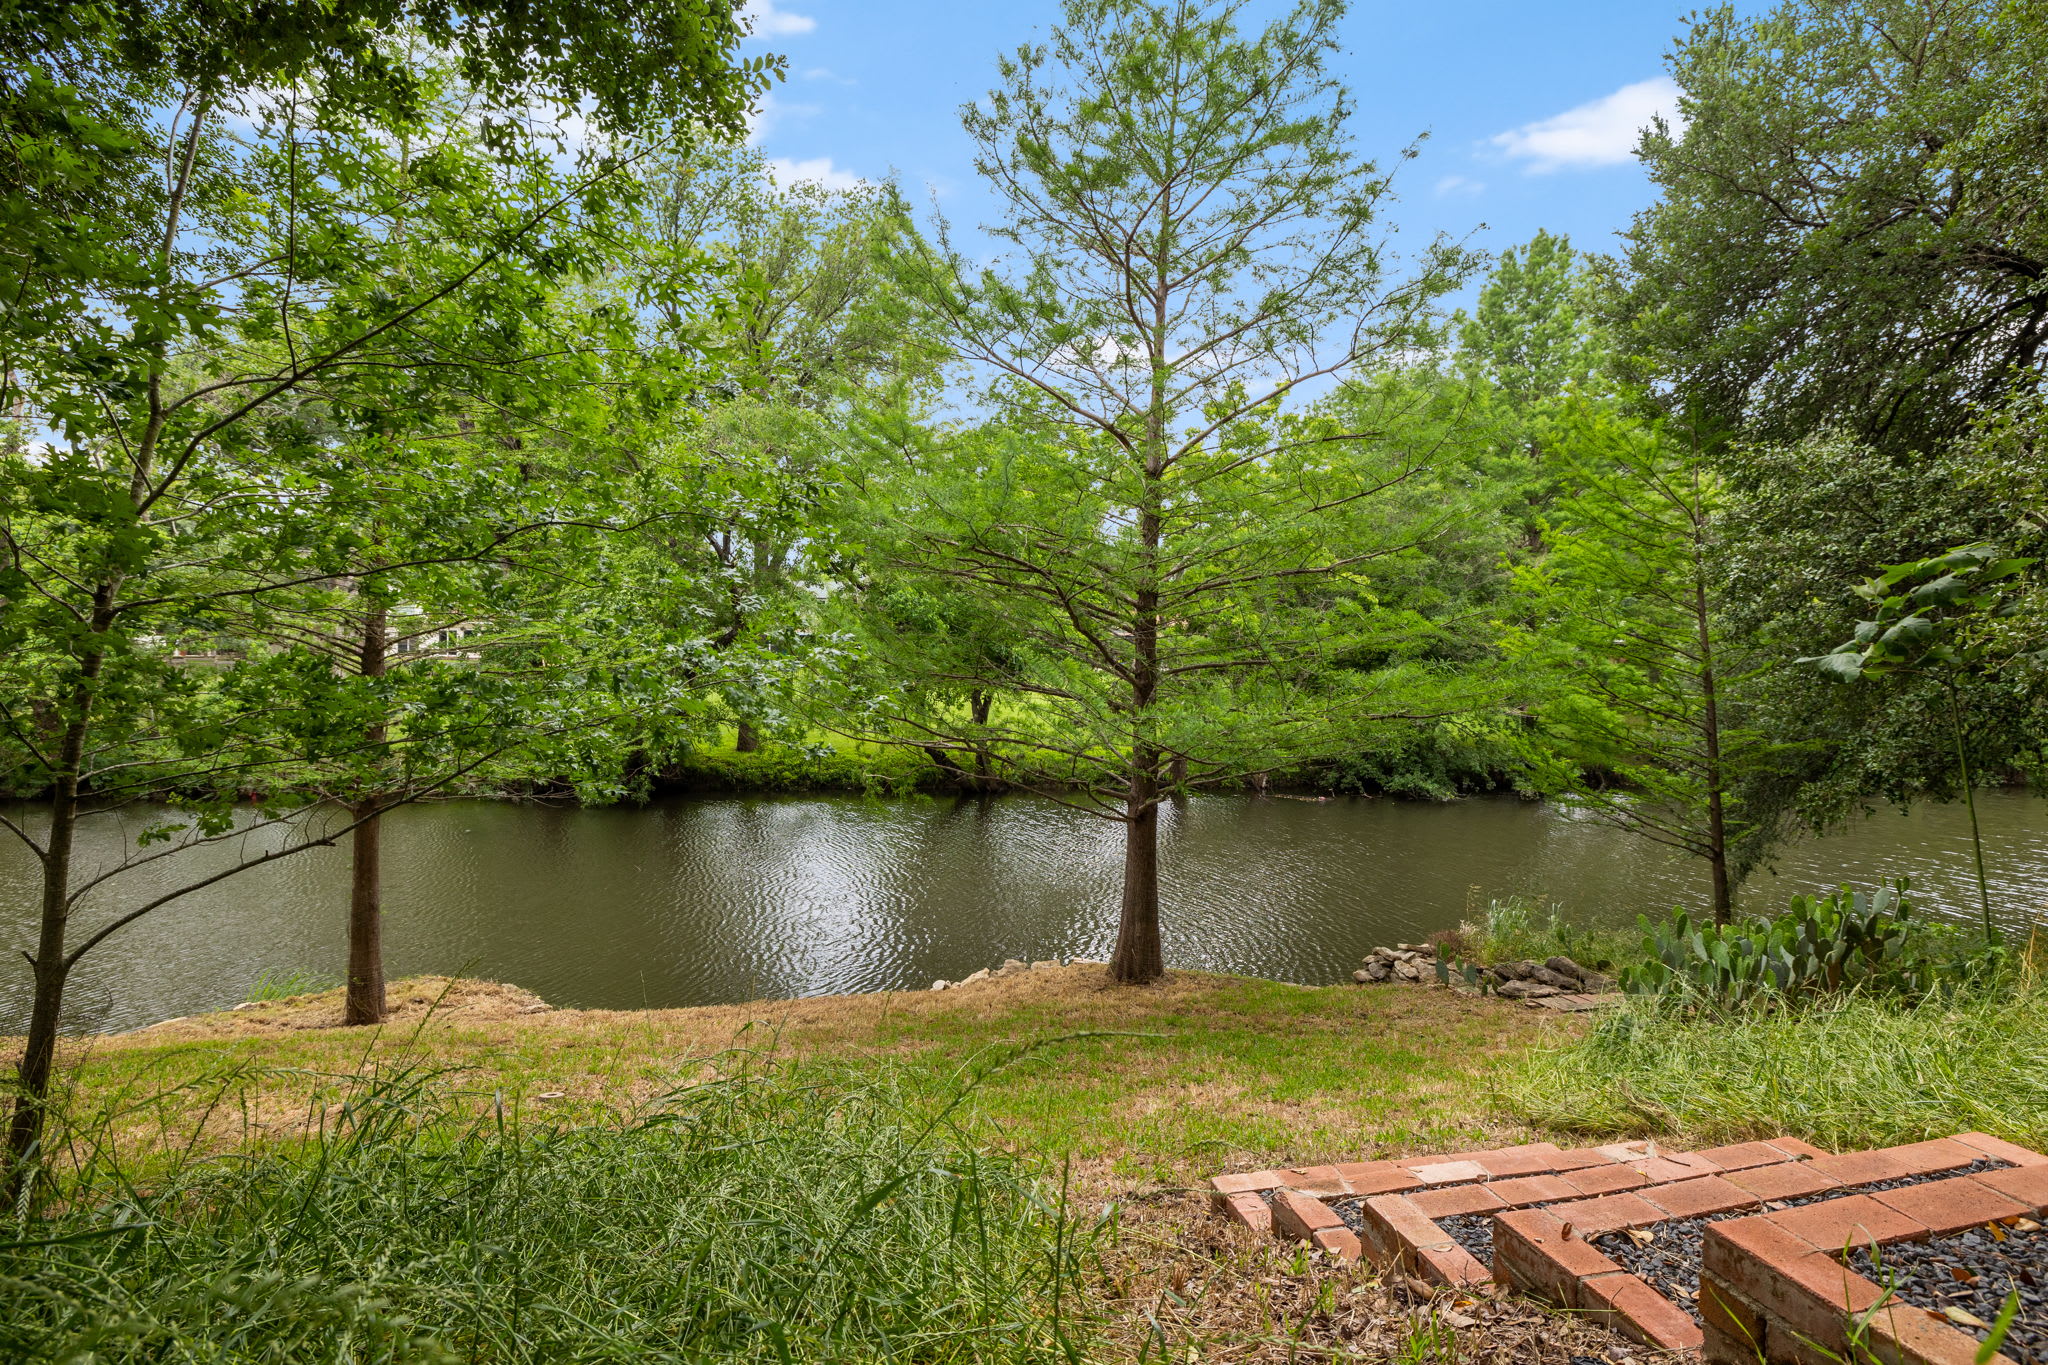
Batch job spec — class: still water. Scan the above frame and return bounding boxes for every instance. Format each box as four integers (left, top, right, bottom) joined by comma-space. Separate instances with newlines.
3, 791, 2044, 1034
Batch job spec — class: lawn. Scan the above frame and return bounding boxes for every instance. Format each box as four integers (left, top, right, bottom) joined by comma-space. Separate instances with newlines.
28, 968, 1581, 1188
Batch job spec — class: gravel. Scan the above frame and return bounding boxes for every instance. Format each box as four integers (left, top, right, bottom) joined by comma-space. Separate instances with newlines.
1590, 1159, 2013, 1326
1844, 1224, 2047, 1364
1440, 1212, 1497, 1264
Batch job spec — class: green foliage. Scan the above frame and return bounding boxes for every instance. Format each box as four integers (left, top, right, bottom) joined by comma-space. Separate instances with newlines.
1503, 975, 2048, 1152
1458, 896, 1636, 973
1805, 544, 2041, 684
1621, 0, 2048, 458
0, 1058, 1095, 1363
668, 742, 934, 796
1505, 406, 1770, 917
1618, 883, 1988, 1007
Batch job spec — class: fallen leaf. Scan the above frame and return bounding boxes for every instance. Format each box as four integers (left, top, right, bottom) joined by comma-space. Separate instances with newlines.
1943, 1307, 1991, 1329
1949, 1265, 1979, 1285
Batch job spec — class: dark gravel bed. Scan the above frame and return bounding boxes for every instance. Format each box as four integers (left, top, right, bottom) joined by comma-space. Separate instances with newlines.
1439, 1213, 1496, 1264
1844, 1224, 2047, 1364
1589, 1159, 2013, 1325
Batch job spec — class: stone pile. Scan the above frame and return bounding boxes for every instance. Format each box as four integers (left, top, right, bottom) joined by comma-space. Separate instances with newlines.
1351, 945, 1613, 1001
928, 957, 1102, 991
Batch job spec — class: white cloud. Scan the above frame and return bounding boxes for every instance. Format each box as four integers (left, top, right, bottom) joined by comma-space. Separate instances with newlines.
1434, 174, 1485, 197
740, 0, 816, 38
1489, 77, 1683, 172
766, 156, 866, 192
801, 66, 855, 85
745, 92, 819, 143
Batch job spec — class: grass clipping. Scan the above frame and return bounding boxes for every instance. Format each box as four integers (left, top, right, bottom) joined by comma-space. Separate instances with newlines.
1499, 983, 2048, 1152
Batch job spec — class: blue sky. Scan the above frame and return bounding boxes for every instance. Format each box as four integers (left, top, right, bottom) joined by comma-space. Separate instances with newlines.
736, 0, 1736, 275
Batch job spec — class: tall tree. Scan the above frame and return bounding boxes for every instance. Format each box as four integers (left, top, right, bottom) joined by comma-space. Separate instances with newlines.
1506, 409, 1767, 922
1624, 0, 2047, 455
876, 0, 1473, 984
0, 4, 762, 1187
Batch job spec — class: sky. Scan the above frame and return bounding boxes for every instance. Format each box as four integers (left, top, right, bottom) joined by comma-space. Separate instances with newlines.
735, 0, 1740, 278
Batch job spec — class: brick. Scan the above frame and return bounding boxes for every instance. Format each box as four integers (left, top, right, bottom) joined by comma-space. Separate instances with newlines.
1641, 1174, 1758, 1220
1310, 1225, 1363, 1261
1557, 1163, 1651, 1197
1767, 1136, 1832, 1159
1218, 1191, 1272, 1234
1473, 1142, 1564, 1178
1698, 1139, 1801, 1172
1290, 1164, 1353, 1196
1212, 1169, 1296, 1195
1484, 1174, 1580, 1208
1411, 1184, 1507, 1219
1331, 1160, 1393, 1183
1726, 1161, 1843, 1203
1705, 1221, 1884, 1359
1974, 1161, 2048, 1211
1493, 1209, 1622, 1282
1862, 1297, 2003, 1365
1549, 1191, 1662, 1235
1413, 1241, 1491, 1288
1699, 1280, 1767, 1357
1951, 1130, 2048, 1168
1771, 1194, 1928, 1253
1872, 1173, 2029, 1235
1880, 1137, 1982, 1176
1362, 1194, 1455, 1253
1808, 1148, 1918, 1186
1408, 1159, 1488, 1185
1549, 1147, 1620, 1171
1631, 1156, 1705, 1184
1271, 1188, 1344, 1242
1346, 1167, 1425, 1197
1579, 1270, 1706, 1352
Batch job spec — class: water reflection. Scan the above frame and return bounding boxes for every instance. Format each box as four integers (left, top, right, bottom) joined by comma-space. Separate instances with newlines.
2, 790, 2043, 1033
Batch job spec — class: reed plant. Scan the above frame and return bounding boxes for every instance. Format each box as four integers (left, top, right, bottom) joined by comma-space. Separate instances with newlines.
1500, 973, 2048, 1152
0, 1051, 1098, 1363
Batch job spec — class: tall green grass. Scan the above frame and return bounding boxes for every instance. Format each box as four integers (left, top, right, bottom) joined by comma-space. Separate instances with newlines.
1500, 984, 2048, 1152
1, 1054, 1098, 1363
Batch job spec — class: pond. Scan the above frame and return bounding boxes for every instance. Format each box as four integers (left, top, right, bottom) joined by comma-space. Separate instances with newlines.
3, 790, 2045, 1034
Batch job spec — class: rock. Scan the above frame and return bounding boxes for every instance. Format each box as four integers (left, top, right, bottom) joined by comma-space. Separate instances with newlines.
1365, 961, 1393, 982
1352, 969, 1371, 984
930, 980, 950, 991
961, 968, 992, 984
1497, 979, 1561, 1000
1528, 965, 1579, 991
998, 958, 1027, 976
1394, 959, 1422, 981
1545, 955, 1587, 982
1371, 946, 1397, 960
1030, 960, 1057, 970
517, 1003, 551, 1014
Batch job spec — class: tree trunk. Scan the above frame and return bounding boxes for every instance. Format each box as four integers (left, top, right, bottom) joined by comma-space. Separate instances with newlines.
734, 720, 761, 753
1689, 498, 1733, 926
4, 651, 101, 1195
344, 603, 389, 1026
969, 689, 994, 790
1109, 760, 1164, 984
1168, 752, 1188, 787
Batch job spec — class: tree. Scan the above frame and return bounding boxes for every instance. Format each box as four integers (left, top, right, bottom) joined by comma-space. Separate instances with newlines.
1506, 409, 1768, 922
873, 0, 1474, 983
0, 5, 763, 1188
1623, 0, 2048, 456
1803, 543, 2043, 942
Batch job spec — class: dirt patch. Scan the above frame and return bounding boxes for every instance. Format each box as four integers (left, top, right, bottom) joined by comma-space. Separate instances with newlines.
110, 976, 550, 1041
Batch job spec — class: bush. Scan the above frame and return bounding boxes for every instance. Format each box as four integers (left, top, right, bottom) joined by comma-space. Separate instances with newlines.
1618, 882, 1991, 1008
1, 1056, 1097, 1364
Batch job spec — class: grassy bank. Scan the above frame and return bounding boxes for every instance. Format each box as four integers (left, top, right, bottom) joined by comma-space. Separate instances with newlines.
8, 972, 1635, 1364
1502, 983, 2048, 1152
20, 970, 1574, 1186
